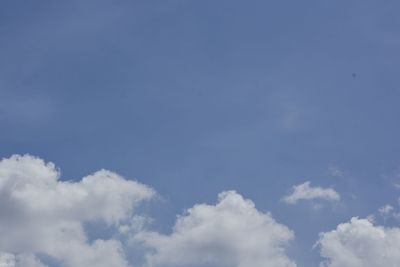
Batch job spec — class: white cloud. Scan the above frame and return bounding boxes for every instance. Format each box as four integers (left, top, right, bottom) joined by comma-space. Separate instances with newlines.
136, 191, 296, 267
0, 154, 300, 267
282, 181, 340, 204
317, 217, 400, 267
0, 154, 155, 267
0, 252, 48, 267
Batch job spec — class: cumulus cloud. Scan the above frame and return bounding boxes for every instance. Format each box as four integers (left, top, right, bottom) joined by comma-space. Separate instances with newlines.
282, 181, 340, 204
0, 154, 155, 267
136, 191, 296, 267
316, 217, 400, 267
0, 155, 298, 267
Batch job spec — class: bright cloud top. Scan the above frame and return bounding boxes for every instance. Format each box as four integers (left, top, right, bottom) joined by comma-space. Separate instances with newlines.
0, 154, 155, 267
136, 191, 296, 267
282, 181, 340, 204
317, 217, 400, 267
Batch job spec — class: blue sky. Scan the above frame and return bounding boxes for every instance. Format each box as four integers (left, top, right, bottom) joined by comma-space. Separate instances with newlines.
1, 1, 400, 267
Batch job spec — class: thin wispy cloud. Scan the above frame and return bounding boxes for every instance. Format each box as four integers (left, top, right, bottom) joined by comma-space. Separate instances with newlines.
282, 181, 340, 204
378, 204, 394, 216
328, 165, 343, 178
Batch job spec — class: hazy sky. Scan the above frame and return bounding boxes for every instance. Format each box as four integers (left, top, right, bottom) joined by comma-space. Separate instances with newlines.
1, 1, 400, 267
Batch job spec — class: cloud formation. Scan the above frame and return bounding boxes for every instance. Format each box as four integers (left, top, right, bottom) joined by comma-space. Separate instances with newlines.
0, 252, 47, 267
282, 181, 340, 204
317, 217, 400, 267
0, 154, 155, 267
0, 155, 299, 267
137, 191, 296, 267
11, 155, 398, 267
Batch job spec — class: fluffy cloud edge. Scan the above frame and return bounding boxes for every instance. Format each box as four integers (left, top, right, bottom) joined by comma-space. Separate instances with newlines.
136, 190, 297, 267
0, 154, 156, 267
316, 217, 400, 267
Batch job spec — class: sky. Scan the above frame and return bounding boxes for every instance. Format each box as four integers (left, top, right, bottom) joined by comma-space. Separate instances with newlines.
1, 1, 400, 266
